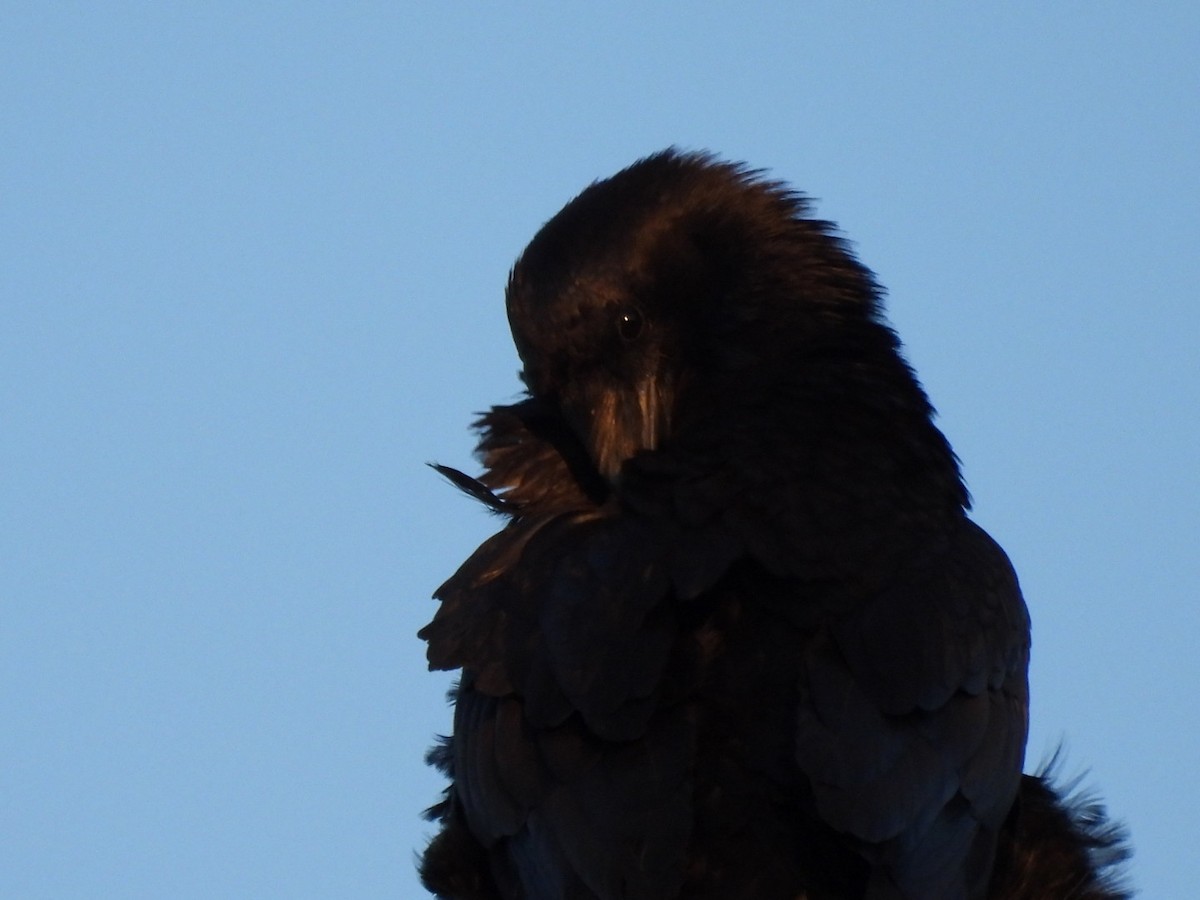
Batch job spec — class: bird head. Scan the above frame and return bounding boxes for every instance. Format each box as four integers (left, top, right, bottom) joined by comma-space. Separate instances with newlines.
503, 149, 966, 513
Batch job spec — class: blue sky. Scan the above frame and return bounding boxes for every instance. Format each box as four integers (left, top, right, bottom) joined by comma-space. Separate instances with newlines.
3, 5, 1196, 897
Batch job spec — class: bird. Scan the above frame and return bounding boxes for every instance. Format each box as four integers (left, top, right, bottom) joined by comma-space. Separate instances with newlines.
418, 149, 1129, 899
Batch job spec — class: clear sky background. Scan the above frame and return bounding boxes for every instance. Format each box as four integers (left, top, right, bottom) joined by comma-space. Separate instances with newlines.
3, 5, 1196, 898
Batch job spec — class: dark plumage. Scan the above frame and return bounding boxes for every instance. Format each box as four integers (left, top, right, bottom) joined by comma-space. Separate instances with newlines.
419, 150, 1129, 899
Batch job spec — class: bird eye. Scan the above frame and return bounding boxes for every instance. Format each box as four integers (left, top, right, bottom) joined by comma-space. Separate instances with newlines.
616, 305, 645, 341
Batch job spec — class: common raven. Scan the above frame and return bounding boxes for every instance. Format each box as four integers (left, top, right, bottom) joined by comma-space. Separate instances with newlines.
419, 150, 1128, 899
